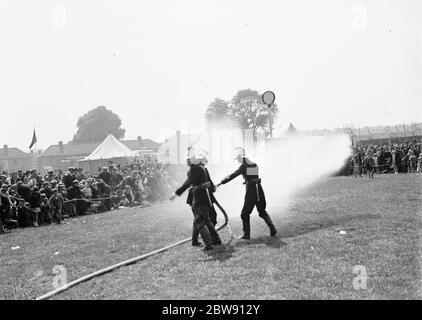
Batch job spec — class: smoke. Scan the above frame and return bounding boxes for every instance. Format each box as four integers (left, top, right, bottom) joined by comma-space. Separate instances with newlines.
256, 134, 352, 211
204, 133, 352, 217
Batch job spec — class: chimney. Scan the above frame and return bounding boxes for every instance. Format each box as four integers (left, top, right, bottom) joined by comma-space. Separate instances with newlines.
58, 141, 64, 153
3, 145, 8, 156
137, 136, 143, 149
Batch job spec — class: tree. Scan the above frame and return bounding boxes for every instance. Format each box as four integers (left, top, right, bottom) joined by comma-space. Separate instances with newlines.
205, 89, 279, 139
71, 106, 126, 143
205, 98, 232, 128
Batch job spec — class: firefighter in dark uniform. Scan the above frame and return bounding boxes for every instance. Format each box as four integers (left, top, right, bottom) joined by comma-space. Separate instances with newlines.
184, 149, 204, 246
217, 147, 277, 240
190, 151, 219, 246
170, 153, 222, 251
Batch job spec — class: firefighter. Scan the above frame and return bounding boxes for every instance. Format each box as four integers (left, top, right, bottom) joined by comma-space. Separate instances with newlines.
217, 147, 277, 240
196, 150, 218, 226
170, 150, 222, 251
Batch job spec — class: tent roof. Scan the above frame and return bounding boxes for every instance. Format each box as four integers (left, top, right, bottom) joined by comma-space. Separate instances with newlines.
283, 123, 299, 135
84, 133, 137, 160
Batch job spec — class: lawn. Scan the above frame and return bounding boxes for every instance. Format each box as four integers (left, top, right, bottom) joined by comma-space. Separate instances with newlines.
1, 174, 421, 299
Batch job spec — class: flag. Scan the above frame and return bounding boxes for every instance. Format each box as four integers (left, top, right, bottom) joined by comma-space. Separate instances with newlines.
29, 129, 37, 149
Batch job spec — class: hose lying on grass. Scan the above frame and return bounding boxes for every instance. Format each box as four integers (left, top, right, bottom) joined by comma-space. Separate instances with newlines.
35, 198, 232, 300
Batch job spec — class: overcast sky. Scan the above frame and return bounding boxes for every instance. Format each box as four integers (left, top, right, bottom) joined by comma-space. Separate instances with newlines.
1, 0, 421, 151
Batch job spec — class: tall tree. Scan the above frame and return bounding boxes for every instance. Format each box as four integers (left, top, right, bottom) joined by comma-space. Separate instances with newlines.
205, 89, 279, 139
229, 89, 279, 139
205, 98, 232, 127
71, 106, 126, 143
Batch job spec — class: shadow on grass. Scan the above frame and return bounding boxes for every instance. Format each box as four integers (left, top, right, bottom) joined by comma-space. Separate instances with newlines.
202, 244, 236, 262
235, 235, 287, 249
278, 214, 378, 239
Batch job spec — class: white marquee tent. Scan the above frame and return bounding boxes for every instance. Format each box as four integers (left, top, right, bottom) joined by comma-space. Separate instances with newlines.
85, 133, 137, 160
79, 133, 137, 171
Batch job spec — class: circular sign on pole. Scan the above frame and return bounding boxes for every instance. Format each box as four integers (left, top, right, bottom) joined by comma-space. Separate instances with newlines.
262, 91, 275, 107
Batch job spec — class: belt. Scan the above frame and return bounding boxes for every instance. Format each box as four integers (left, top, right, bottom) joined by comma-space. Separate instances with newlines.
189, 182, 213, 206
243, 178, 261, 185
191, 181, 211, 191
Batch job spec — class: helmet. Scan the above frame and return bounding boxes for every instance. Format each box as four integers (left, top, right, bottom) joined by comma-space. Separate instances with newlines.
196, 150, 209, 165
185, 146, 200, 165
234, 147, 245, 160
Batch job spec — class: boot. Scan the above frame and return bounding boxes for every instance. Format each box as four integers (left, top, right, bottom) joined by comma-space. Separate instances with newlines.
261, 214, 277, 236
192, 225, 202, 246
203, 244, 214, 251
239, 218, 250, 240
208, 224, 222, 245
0, 220, 5, 234
198, 225, 213, 247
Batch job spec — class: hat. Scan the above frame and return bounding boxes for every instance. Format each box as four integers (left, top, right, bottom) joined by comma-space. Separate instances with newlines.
185, 146, 196, 160
234, 147, 245, 160
72, 180, 79, 184
196, 150, 209, 165
50, 180, 57, 184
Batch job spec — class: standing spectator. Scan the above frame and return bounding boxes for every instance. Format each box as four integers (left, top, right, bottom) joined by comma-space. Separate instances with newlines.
110, 166, 123, 187
40, 181, 53, 199
67, 180, 84, 215
99, 167, 111, 186
40, 193, 51, 224
17, 181, 32, 202
26, 170, 38, 188
44, 170, 55, 182
63, 168, 77, 188
49, 188, 64, 224
29, 186, 41, 227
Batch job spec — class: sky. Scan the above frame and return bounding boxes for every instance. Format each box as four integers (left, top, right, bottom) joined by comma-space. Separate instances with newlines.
1, 0, 421, 151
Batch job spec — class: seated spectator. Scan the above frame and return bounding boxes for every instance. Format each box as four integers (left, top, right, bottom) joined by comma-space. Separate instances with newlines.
118, 195, 131, 207
0, 184, 18, 231
123, 185, 135, 205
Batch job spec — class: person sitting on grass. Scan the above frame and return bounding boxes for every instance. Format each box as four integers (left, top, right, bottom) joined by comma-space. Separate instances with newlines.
117, 195, 131, 207
0, 184, 18, 232
123, 185, 135, 206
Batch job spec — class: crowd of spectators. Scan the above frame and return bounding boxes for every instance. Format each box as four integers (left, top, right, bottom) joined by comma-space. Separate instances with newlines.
349, 140, 422, 176
0, 160, 186, 233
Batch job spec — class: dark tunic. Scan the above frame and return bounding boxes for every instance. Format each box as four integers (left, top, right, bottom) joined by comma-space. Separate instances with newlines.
175, 164, 211, 208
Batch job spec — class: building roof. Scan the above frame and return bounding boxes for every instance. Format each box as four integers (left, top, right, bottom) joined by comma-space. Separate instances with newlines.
0, 147, 32, 160
122, 139, 160, 151
41, 142, 98, 157
41, 138, 160, 157
283, 123, 299, 136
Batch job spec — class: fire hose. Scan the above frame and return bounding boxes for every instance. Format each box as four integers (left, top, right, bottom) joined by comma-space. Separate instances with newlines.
35, 197, 232, 300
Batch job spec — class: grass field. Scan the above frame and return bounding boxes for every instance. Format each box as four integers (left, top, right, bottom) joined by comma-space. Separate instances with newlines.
1, 174, 421, 300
